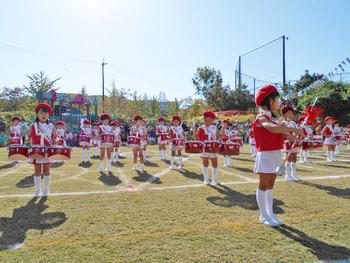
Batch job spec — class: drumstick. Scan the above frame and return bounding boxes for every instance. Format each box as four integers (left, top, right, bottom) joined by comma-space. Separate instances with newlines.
275, 97, 318, 176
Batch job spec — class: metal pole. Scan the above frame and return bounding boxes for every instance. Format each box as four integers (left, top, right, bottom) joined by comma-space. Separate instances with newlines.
253, 78, 256, 113
282, 35, 286, 86
101, 58, 107, 112
238, 56, 242, 88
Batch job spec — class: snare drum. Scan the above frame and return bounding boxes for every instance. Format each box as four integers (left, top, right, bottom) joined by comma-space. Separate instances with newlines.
203, 141, 220, 153
185, 141, 203, 153
159, 133, 168, 141
28, 146, 47, 160
9, 137, 21, 145
8, 145, 29, 160
301, 141, 314, 150
231, 137, 243, 146
219, 143, 240, 156
48, 146, 71, 161
311, 140, 323, 149
127, 136, 141, 148
283, 140, 301, 151
100, 134, 114, 147
171, 138, 184, 149
335, 135, 347, 144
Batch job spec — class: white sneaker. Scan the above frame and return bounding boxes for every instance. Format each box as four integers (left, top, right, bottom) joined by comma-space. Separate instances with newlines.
132, 165, 137, 171
285, 175, 294, 181
203, 180, 209, 185
270, 215, 284, 226
34, 190, 42, 198
43, 189, 49, 197
290, 175, 300, 181
169, 165, 176, 170
98, 164, 103, 172
327, 158, 332, 162
261, 215, 280, 227
178, 163, 184, 169
211, 180, 218, 186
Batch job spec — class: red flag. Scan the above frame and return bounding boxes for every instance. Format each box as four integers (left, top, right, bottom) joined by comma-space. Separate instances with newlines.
302, 105, 324, 125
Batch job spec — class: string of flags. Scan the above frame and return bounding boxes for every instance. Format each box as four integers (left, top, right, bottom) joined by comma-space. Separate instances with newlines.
328, 57, 350, 78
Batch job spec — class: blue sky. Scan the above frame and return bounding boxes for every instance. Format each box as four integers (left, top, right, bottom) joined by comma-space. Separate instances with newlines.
0, 0, 349, 100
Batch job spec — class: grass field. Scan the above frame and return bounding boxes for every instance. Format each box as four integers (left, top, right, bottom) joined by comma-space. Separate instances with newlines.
0, 144, 349, 263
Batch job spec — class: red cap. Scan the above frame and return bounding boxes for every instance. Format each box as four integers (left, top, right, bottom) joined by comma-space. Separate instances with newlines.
11, 116, 21, 122
203, 111, 216, 119
56, 120, 65, 126
281, 105, 296, 115
83, 119, 91, 125
100, 113, 111, 121
133, 114, 143, 121
347, 124, 350, 129
92, 121, 99, 126
255, 84, 277, 106
333, 120, 339, 125
324, 116, 334, 123
35, 103, 53, 115
158, 117, 166, 122
172, 115, 181, 122
223, 119, 229, 124
316, 121, 322, 126
110, 121, 117, 126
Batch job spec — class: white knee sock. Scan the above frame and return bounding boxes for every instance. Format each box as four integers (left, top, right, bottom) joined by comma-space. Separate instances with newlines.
202, 166, 209, 183
227, 156, 232, 166
179, 156, 183, 165
34, 176, 41, 196
43, 176, 50, 196
256, 189, 268, 219
81, 150, 85, 161
265, 190, 274, 216
285, 162, 291, 178
87, 149, 90, 161
170, 156, 175, 167
106, 159, 112, 171
291, 162, 297, 178
304, 151, 308, 162
159, 150, 162, 159
212, 167, 219, 183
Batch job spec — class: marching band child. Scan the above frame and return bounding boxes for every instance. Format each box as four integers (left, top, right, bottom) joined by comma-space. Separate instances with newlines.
79, 119, 92, 163
98, 113, 113, 172
156, 117, 168, 160
196, 111, 222, 185
91, 122, 100, 157
28, 103, 57, 197
315, 121, 322, 135
322, 116, 336, 162
281, 105, 299, 181
141, 119, 149, 160
111, 120, 121, 163
130, 115, 148, 172
168, 115, 185, 169
248, 123, 256, 157
221, 120, 233, 167
333, 120, 341, 155
9, 116, 23, 145
55, 120, 66, 146
252, 84, 304, 226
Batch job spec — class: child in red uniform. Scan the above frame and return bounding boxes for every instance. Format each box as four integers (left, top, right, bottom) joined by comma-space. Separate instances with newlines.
28, 103, 57, 197
156, 117, 168, 160
130, 115, 148, 172
79, 119, 92, 163
98, 113, 113, 172
168, 115, 185, 169
111, 120, 122, 163
196, 111, 222, 185
91, 122, 100, 157
322, 116, 336, 162
253, 84, 304, 226
281, 105, 299, 181
9, 116, 23, 145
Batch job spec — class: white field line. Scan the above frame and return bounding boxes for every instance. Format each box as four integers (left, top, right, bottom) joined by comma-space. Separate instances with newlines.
185, 159, 255, 182
0, 174, 349, 199
0, 163, 29, 178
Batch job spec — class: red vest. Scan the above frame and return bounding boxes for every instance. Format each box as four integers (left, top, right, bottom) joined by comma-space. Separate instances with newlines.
30, 123, 53, 146
252, 115, 284, 152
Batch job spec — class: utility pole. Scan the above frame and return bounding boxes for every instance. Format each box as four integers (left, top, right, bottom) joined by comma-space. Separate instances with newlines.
238, 56, 242, 88
101, 58, 108, 112
282, 35, 287, 86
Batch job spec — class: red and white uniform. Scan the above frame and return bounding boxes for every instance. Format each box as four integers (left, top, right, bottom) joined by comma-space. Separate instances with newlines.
253, 110, 284, 173
79, 127, 92, 147
130, 125, 148, 148
112, 126, 121, 147
28, 122, 55, 164
156, 125, 168, 144
282, 120, 299, 153
9, 125, 23, 145
56, 128, 66, 146
322, 124, 335, 145
169, 125, 184, 150
99, 124, 113, 148
249, 129, 255, 146
197, 124, 218, 158
91, 127, 100, 147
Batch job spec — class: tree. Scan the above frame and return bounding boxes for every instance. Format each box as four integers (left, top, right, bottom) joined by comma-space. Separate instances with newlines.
0, 87, 26, 111
225, 84, 255, 110
23, 71, 61, 100
192, 67, 229, 110
169, 98, 180, 116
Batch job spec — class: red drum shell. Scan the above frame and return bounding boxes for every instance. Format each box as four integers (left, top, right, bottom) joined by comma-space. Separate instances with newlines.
48, 147, 71, 160
185, 141, 203, 154
219, 143, 240, 156
8, 145, 29, 160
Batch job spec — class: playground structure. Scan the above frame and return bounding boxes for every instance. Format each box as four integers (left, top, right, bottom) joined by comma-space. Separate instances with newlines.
40, 89, 100, 132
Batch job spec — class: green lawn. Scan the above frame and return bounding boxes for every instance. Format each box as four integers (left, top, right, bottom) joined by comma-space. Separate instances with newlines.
0, 145, 349, 262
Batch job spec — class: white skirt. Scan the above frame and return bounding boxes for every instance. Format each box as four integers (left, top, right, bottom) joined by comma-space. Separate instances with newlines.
201, 152, 218, 159
254, 150, 282, 174
324, 137, 335, 145
249, 137, 256, 146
